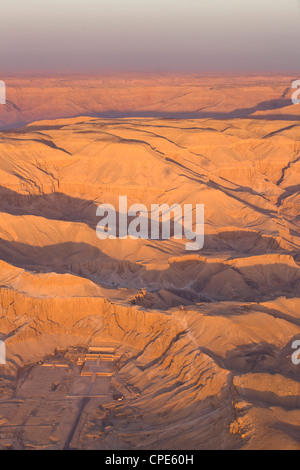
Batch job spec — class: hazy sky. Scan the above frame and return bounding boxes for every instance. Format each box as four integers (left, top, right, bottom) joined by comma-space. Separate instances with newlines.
0, 0, 299, 72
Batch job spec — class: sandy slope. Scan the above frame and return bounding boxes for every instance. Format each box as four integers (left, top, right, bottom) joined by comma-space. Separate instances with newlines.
0, 104, 299, 449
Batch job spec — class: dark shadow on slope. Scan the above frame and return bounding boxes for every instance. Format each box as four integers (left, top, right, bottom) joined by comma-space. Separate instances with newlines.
276, 184, 300, 208
200, 335, 300, 381
0, 188, 291, 255
0, 238, 298, 305
0, 98, 299, 132
236, 387, 300, 409
31, 138, 72, 155
0, 187, 99, 229
273, 421, 300, 443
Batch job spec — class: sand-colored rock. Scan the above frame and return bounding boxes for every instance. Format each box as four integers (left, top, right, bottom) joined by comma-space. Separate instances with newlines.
0, 76, 299, 449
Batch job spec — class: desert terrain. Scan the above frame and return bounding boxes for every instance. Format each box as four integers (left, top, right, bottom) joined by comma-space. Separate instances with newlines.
0, 75, 299, 450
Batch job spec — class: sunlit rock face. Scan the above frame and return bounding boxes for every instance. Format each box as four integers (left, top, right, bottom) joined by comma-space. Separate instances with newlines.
0, 75, 299, 450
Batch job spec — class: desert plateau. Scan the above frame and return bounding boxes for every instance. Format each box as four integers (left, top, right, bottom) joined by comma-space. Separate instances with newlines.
0, 75, 299, 450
